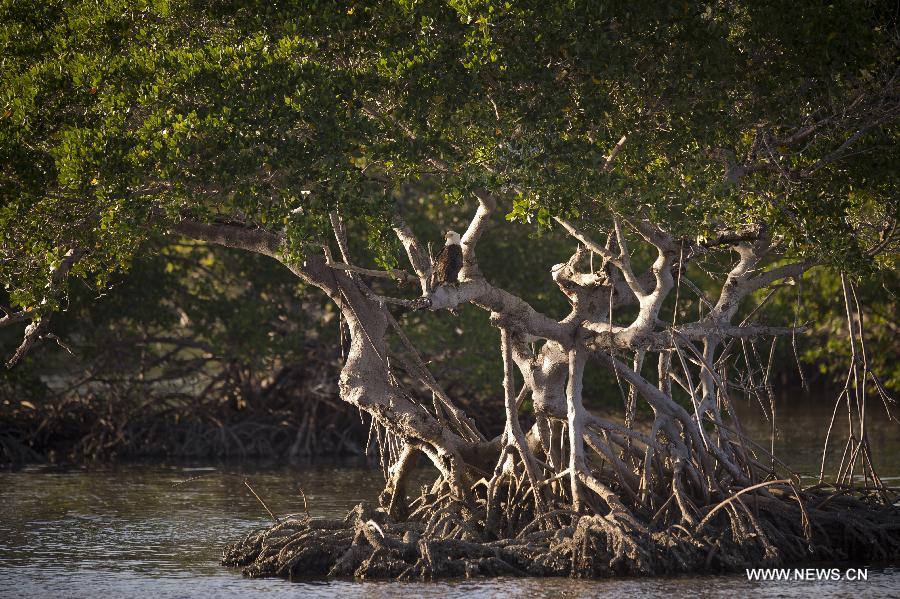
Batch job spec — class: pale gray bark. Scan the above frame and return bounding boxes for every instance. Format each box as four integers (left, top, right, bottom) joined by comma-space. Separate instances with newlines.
164, 206, 820, 527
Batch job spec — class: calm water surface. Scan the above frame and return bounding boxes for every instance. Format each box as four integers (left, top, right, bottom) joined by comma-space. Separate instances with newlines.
1, 397, 898, 598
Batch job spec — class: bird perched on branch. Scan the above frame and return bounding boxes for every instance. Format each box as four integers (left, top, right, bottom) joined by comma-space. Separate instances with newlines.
431, 230, 462, 289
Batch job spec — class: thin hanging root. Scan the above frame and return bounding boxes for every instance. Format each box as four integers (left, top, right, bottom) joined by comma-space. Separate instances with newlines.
816, 274, 895, 497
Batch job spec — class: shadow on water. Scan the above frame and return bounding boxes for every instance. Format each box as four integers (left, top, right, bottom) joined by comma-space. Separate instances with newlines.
0, 395, 898, 598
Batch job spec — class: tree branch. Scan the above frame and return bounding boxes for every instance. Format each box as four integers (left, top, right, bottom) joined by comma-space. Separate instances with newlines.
460, 189, 496, 280
553, 217, 647, 298
6, 247, 82, 368
171, 220, 283, 257
391, 214, 432, 294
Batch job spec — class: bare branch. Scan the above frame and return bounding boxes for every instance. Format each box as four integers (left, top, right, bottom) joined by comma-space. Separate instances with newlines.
324, 258, 417, 285
624, 216, 678, 252
460, 189, 496, 279
553, 218, 619, 265
5, 247, 82, 368
172, 220, 283, 257
601, 134, 627, 173
329, 211, 353, 265
0, 309, 32, 330
391, 214, 432, 293
429, 279, 570, 343
7, 318, 50, 368
613, 218, 644, 296
554, 217, 646, 298
744, 260, 814, 295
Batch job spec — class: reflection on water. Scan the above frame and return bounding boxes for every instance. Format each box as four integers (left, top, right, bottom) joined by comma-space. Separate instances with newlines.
0, 397, 898, 598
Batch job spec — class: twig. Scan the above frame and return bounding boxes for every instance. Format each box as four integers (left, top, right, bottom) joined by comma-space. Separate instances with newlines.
697, 479, 792, 531
244, 478, 280, 523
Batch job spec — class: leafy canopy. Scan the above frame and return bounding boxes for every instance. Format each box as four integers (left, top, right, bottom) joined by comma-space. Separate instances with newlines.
2, 0, 897, 313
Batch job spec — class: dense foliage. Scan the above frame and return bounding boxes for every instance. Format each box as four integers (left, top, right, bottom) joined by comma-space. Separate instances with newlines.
1, 1, 897, 416
3, 0, 897, 290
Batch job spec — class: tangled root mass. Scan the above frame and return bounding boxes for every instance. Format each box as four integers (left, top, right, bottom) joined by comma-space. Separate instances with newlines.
223, 492, 900, 580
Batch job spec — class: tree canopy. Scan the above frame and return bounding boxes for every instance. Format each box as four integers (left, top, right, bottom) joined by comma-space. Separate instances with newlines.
2, 0, 897, 331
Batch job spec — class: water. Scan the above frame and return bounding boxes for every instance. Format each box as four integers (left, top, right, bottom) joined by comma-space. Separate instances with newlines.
1, 397, 898, 598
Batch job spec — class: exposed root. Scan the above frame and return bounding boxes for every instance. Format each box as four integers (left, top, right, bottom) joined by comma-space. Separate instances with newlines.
223, 486, 900, 580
